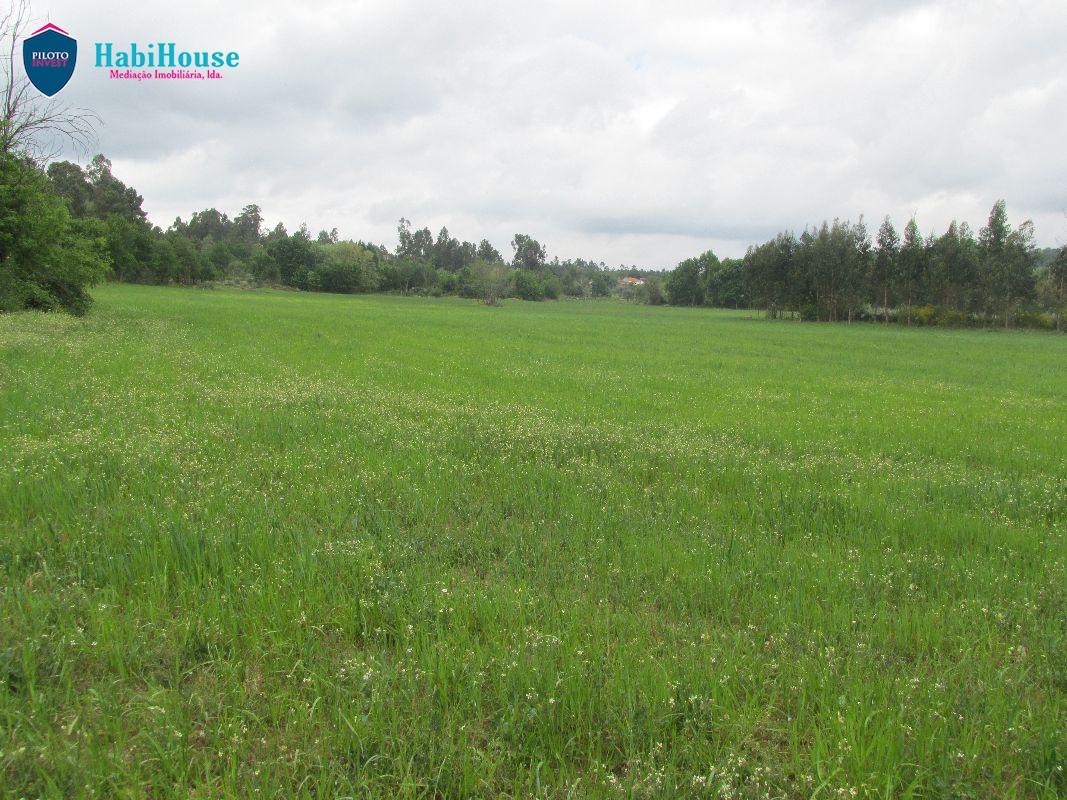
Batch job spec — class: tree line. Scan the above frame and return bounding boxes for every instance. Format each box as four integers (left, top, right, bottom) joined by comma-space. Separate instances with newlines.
663, 206, 1066, 330
0, 2, 1063, 327
8, 153, 634, 309
1, 148, 1063, 330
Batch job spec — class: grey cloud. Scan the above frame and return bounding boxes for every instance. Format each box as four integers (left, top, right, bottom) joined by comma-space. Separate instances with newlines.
41, 0, 1067, 265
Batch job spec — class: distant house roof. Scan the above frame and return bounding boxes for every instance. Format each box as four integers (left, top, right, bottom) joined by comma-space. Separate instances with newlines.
620, 277, 645, 285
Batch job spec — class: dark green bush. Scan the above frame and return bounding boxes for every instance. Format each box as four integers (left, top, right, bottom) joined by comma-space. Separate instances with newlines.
514, 270, 545, 301
0, 154, 110, 316
936, 307, 968, 327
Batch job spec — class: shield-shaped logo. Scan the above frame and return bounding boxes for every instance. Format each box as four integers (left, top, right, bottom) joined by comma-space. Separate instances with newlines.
23, 24, 77, 97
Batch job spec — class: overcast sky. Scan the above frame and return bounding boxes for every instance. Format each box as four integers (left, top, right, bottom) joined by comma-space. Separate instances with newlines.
39, 0, 1067, 267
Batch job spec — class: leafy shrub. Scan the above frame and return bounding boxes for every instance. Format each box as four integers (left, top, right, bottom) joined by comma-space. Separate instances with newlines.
634, 280, 664, 305
438, 270, 459, 295
514, 270, 545, 301
912, 305, 937, 326
1015, 309, 1054, 330
936, 307, 968, 327
542, 275, 562, 300
0, 154, 110, 316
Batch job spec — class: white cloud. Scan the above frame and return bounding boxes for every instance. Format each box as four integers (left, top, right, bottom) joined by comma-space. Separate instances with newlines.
39, 0, 1067, 265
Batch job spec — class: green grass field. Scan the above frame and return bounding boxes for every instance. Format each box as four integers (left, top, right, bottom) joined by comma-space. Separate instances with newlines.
1, 284, 1064, 799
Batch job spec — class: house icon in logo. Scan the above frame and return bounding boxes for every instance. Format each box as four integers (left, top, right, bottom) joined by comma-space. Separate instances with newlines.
23, 23, 77, 96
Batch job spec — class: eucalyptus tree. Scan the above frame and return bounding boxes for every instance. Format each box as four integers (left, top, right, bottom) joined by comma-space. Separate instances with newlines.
511, 233, 547, 271
1048, 247, 1067, 331
979, 200, 1035, 327
897, 217, 925, 325
873, 216, 898, 322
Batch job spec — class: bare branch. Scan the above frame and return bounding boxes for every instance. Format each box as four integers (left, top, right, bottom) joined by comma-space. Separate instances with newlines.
1, 0, 98, 164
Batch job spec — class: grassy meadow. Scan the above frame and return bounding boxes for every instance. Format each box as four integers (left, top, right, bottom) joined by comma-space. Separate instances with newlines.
1, 284, 1064, 799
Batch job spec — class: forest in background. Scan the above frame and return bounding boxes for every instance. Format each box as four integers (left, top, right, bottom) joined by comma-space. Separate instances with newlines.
2, 150, 1065, 329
